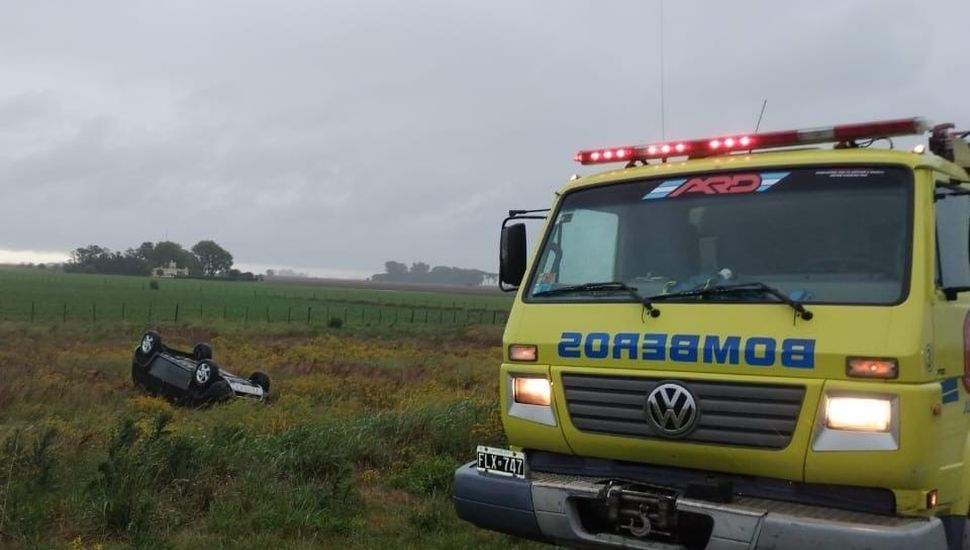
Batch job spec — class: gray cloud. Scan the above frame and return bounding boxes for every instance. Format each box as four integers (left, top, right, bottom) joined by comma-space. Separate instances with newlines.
0, 0, 968, 276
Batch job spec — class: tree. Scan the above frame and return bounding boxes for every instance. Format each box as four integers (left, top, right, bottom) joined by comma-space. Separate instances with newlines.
410, 262, 430, 277
134, 242, 156, 264
385, 261, 407, 277
152, 241, 187, 266
371, 260, 492, 286
192, 240, 234, 278
70, 245, 107, 266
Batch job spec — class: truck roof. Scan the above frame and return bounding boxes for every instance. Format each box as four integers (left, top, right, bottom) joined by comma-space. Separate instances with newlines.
564, 147, 970, 195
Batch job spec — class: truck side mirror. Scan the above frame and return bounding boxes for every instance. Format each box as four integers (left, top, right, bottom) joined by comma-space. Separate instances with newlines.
500, 223, 527, 289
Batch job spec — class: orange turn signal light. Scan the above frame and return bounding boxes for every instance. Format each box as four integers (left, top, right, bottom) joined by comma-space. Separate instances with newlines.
509, 344, 538, 362
846, 358, 898, 379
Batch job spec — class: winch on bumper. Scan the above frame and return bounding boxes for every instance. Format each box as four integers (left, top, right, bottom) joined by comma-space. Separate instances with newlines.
453, 462, 946, 549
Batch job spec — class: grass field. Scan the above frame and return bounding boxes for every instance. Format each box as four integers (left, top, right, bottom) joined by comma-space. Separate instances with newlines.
0, 268, 512, 327
0, 270, 539, 549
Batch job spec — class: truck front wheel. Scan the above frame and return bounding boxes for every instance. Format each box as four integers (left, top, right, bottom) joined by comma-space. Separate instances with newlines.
939, 515, 968, 550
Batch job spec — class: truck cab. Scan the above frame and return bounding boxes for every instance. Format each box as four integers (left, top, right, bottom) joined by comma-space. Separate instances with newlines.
454, 118, 970, 549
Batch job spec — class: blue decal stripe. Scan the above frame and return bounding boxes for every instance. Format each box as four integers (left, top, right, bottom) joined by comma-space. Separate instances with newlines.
756, 171, 790, 192
942, 378, 960, 404
643, 179, 687, 201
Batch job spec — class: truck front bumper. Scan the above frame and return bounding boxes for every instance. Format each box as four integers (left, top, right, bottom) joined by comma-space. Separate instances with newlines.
453, 462, 947, 549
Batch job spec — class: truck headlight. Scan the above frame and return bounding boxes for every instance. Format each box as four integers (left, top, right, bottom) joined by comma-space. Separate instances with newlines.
513, 377, 551, 406
506, 374, 557, 426
825, 396, 892, 432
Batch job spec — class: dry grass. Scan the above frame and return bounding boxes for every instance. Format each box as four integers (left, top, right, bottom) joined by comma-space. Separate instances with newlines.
0, 321, 540, 549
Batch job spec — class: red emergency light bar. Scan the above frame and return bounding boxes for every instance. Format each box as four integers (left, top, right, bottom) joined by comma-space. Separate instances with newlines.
574, 117, 929, 165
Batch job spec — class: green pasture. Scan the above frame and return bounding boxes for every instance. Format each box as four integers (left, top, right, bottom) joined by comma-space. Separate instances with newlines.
0, 268, 512, 328
0, 269, 531, 548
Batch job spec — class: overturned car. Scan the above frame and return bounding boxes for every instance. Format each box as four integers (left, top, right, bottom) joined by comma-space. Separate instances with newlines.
132, 330, 270, 405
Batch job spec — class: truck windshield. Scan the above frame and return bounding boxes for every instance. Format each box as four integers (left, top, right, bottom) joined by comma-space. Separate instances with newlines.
527, 166, 912, 305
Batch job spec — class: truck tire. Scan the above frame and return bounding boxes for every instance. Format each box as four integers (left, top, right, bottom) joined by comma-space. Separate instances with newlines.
939, 515, 967, 550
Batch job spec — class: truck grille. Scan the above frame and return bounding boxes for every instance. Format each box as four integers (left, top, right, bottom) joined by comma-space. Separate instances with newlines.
561, 374, 806, 450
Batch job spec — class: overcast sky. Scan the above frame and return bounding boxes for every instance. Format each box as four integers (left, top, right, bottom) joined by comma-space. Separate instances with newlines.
1, 1, 967, 278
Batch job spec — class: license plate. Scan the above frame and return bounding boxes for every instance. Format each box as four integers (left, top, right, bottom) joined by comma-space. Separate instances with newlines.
476, 445, 525, 479
229, 382, 263, 397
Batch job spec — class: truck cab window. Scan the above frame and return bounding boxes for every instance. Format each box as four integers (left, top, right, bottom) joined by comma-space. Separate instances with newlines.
528, 166, 911, 304
537, 209, 618, 286
935, 183, 970, 289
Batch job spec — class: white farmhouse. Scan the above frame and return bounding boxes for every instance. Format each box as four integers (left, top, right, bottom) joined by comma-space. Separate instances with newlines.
153, 261, 188, 278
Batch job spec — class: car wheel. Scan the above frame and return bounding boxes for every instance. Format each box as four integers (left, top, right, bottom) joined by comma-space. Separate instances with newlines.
139, 330, 162, 356
249, 372, 271, 394
193, 343, 213, 361
131, 361, 145, 388
193, 360, 219, 388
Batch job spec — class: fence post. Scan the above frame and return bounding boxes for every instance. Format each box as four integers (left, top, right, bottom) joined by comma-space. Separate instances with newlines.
30, 301, 35, 323
174, 303, 179, 323
287, 307, 292, 324
424, 310, 428, 323
307, 306, 312, 324
492, 310, 497, 324
410, 309, 415, 323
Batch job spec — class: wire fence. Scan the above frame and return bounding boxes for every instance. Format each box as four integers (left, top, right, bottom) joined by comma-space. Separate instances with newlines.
0, 299, 510, 327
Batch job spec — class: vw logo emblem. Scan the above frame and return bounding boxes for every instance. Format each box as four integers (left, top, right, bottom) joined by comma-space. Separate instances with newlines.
646, 382, 699, 437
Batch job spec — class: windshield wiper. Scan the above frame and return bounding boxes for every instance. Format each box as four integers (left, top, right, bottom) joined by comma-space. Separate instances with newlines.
533, 281, 661, 317
645, 282, 813, 321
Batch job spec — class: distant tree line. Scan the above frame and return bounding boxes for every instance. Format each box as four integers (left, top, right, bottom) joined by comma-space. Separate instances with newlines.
372, 261, 496, 286
65, 240, 258, 280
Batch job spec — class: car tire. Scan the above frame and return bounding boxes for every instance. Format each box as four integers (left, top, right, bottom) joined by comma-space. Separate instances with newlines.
194, 380, 233, 406
193, 343, 213, 361
193, 359, 220, 389
249, 372, 271, 394
138, 330, 162, 357
131, 361, 145, 388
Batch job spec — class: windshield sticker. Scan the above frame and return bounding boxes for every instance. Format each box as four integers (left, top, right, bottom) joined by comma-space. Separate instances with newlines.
534, 272, 556, 294
643, 171, 790, 200
815, 169, 885, 178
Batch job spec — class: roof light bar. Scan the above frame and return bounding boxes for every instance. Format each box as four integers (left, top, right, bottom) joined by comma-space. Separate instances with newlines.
574, 117, 929, 165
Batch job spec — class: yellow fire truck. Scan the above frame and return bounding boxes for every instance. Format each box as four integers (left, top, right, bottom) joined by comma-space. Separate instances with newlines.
453, 118, 970, 549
